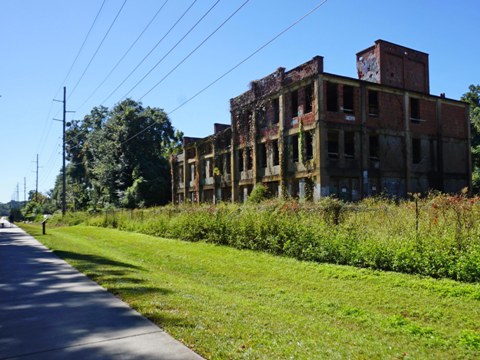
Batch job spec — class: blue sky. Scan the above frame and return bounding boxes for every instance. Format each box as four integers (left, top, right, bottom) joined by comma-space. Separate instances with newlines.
0, 0, 479, 203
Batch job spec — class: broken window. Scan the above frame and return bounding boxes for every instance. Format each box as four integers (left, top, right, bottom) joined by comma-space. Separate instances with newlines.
410, 98, 420, 122
327, 82, 338, 112
291, 135, 299, 162
259, 142, 267, 168
412, 138, 421, 164
369, 134, 379, 160
327, 131, 339, 159
272, 140, 280, 166
305, 131, 313, 160
225, 154, 231, 174
368, 90, 379, 116
272, 98, 280, 124
178, 166, 183, 182
190, 164, 195, 182
291, 90, 299, 117
246, 147, 253, 170
257, 108, 266, 128
344, 131, 355, 159
305, 83, 313, 113
238, 149, 244, 172
207, 159, 213, 177
343, 85, 354, 113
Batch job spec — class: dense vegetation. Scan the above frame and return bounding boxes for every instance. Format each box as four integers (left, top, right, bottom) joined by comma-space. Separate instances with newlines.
48, 99, 182, 212
52, 192, 480, 282
0, 201, 24, 217
462, 84, 480, 192
21, 223, 480, 359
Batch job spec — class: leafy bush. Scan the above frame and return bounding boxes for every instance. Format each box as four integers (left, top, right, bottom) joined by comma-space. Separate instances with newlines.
246, 183, 269, 204
59, 193, 480, 282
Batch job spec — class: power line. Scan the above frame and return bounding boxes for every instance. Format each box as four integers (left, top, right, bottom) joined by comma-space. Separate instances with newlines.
38, 0, 106, 146
56, 0, 107, 100
122, 0, 222, 99
167, 0, 329, 116
122, 0, 328, 146
101, 0, 198, 105
138, 0, 249, 101
74, 0, 169, 113
38, 138, 62, 187
69, 0, 128, 100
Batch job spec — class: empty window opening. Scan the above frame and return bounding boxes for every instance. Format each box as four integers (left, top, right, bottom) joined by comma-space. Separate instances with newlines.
410, 98, 420, 122
368, 90, 379, 116
344, 131, 355, 159
215, 157, 223, 175
327, 131, 339, 159
273, 140, 280, 166
260, 143, 267, 168
369, 134, 379, 160
246, 148, 253, 170
327, 82, 338, 112
207, 159, 213, 177
190, 164, 195, 182
305, 131, 313, 160
273, 98, 280, 124
412, 138, 421, 164
291, 135, 299, 162
291, 90, 299, 117
225, 154, 231, 174
178, 166, 183, 182
238, 149, 244, 172
343, 85, 354, 113
305, 84, 313, 113
257, 108, 266, 128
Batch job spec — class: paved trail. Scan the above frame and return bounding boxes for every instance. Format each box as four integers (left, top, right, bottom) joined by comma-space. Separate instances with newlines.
0, 225, 203, 360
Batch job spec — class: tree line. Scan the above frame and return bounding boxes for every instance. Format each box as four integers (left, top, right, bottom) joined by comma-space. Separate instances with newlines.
22, 99, 182, 220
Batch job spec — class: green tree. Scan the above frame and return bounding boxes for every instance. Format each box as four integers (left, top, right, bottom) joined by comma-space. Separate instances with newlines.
58, 99, 182, 210
461, 85, 480, 192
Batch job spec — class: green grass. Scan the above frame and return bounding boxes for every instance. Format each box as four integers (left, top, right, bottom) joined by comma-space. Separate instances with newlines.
21, 223, 480, 359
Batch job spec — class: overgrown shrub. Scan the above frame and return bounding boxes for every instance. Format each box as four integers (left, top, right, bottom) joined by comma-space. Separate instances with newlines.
247, 183, 269, 204
57, 193, 480, 282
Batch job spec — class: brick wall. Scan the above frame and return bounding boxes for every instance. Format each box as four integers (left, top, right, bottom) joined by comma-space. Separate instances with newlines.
442, 103, 468, 139
410, 98, 437, 136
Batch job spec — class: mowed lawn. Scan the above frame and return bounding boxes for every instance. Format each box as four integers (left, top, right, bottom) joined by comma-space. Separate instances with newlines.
21, 224, 480, 359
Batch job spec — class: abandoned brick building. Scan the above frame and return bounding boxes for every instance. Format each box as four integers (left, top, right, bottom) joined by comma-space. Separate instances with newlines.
171, 40, 471, 203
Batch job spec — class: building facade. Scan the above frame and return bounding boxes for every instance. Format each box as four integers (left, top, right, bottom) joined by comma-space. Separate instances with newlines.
171, 40, 471, 203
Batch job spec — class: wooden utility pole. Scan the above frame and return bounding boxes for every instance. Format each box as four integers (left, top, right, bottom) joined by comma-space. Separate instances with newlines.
54, 87, 67, 216
35, 154, 39, 202
62, 86, 66, 216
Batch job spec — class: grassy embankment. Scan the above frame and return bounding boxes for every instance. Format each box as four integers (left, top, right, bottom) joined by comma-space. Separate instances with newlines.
21, 222, 480, 359
53, 194, 480, 282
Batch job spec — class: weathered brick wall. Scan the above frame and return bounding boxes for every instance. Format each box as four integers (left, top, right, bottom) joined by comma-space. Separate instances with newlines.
368, 92, 404, 131
410, 98, 437, 136
442, 103, 468, 139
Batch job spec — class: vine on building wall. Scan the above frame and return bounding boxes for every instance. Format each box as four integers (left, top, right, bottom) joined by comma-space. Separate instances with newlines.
298, 118, 316, 201
194, 143, 200, 204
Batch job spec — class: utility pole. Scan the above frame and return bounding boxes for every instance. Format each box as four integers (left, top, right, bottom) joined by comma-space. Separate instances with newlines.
35, 154, 39, 202
62, 86, 66, 216
54, 86, 67, 216
16, 183, 19, 204
24, 177, 26, 204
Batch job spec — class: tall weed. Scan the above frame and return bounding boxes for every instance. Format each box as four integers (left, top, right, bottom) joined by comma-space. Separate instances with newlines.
52, 193, 480, 282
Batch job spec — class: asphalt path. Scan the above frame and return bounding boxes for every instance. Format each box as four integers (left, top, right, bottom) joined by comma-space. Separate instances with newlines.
0, 223, 204, 360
